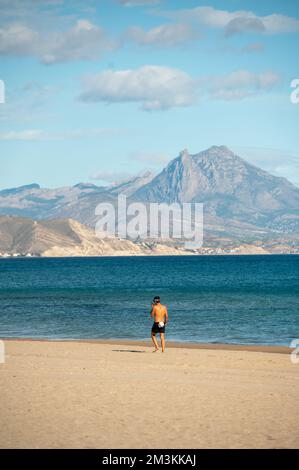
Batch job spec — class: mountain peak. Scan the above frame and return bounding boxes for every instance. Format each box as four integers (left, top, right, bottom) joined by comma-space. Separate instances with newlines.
206, 145, 234, 155
178, 146, 235, 165
179, 148, 190, 160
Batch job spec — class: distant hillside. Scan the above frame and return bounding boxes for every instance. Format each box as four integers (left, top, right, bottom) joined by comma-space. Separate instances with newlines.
0, 183, 115, 227
0, 215, 189, 257
1, 146, 299, 251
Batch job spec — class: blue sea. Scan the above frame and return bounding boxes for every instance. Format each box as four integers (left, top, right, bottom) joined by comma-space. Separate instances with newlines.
0, 255, 298, 346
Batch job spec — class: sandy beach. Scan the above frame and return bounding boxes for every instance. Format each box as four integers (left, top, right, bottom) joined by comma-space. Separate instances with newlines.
0, 339, 298, 449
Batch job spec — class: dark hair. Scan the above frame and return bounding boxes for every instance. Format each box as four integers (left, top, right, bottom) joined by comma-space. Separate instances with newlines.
153, 296, 160, 303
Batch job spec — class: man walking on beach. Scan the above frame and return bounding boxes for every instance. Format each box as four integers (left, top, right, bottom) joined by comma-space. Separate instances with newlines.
150, 296, 168, 353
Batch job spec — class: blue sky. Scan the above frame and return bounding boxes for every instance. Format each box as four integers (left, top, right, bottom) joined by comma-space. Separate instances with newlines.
0, 0, 298, 189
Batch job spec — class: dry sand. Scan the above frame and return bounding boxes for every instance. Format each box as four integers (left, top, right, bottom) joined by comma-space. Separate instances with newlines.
0, 339, 298, 449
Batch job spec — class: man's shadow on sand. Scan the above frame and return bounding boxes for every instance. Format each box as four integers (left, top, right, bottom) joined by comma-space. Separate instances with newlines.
112, 349, 146, 353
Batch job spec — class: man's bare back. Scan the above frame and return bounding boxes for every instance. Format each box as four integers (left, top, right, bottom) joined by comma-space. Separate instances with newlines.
151, 303, 167, 323
150, 296, 168, 353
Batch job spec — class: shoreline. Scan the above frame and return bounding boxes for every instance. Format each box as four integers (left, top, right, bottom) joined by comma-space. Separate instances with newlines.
3, 337, 291, 354
1, 253, 299, 259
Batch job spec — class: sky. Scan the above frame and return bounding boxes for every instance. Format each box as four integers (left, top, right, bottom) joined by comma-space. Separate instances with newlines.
0, 0, 299, 189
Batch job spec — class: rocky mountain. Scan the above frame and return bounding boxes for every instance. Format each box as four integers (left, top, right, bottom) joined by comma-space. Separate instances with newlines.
0, 172, 155, 224
0, 215, 189, 257
134, 146, 299, 232
0, 146, 299, 251
0, 182, 115, 227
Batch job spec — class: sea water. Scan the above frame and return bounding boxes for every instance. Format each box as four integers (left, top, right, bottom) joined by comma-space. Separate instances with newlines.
0, 255, 298, 346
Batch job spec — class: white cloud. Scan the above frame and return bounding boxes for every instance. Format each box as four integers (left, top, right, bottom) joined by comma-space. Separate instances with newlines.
225, 17, 266, 36
166, 6, 299, 35
42, 19, 116, 64
208, 70, 281, 100
126, 23, 201, 46
0, 128, 121, 141
79, 65, 197, 111
0, 129, 44, 140
0, 19, 117, 63
0, 23, 39, 55
0, 0, 63, 18
78, 65, 281, 111
262, 14, 299, 34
